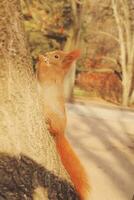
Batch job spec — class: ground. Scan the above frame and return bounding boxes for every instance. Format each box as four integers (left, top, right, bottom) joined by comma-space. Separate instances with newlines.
66, 102, 134, 200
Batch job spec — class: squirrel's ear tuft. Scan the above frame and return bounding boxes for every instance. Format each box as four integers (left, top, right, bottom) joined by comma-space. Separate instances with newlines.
68, 49, 81, 60
63, 49, 81, 65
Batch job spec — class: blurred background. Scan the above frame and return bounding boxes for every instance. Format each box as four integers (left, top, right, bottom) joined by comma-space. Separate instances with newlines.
21, 0, 134, 108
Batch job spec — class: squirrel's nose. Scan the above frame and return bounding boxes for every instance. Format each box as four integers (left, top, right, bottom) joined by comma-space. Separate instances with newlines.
36, 55, 49, 65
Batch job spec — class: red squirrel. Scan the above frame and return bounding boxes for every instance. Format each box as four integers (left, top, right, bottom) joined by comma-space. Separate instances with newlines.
36, 50, 90, 200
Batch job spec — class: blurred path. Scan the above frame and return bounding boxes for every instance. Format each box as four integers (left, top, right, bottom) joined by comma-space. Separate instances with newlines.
66, 103, 134, 200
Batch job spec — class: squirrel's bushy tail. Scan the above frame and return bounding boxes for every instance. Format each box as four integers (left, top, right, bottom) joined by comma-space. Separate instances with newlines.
55, 135, 90, 200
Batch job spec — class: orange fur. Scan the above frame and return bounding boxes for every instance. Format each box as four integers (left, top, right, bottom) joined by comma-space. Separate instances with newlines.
56, 134, 89, 200
36, 50, 90, 199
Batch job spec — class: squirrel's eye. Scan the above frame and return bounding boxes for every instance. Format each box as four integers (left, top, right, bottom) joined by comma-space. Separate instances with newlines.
54, 55, 59, 59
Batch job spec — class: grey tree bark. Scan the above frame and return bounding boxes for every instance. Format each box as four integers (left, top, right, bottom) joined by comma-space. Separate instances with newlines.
0, 0, 79, 199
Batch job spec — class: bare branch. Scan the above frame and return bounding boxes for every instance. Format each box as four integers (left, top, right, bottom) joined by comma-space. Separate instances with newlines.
112, 0, 127, 73
102, 56, 118, 65
130, 34, 134, 65
88, 68, 114, 73
119, 0, 132, 60
88, 30, 119, 43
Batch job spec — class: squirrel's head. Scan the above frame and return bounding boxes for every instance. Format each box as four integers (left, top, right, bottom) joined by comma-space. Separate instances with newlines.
38, 50, 81, 69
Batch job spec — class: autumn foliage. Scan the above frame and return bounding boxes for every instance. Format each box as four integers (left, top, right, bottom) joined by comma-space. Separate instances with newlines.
76, 72, 122, 103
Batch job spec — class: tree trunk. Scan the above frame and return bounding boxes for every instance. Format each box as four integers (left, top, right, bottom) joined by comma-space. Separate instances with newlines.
63, 26, 79, 101
122, 70, 133, 106
130, 90, 134, 104
63, 1, 85, 101
122, 81, 130, 106
64, 62, 77, 101
112, 0, 134, 106
0, 1, 79, 199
